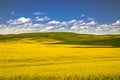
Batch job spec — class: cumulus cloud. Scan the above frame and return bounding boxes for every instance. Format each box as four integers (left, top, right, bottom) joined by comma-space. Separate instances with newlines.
35, 16, 50, 21
112, 20, 120, 26
71, 26, 78, 30
86, 21, 97, 26
0, 17, 120, 34
7, 17, 32, 25
95, 20, 120, 34
48, 20, 60, 24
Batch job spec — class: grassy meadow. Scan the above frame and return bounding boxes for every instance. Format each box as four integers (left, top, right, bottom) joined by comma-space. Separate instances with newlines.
0, 32, 120, 80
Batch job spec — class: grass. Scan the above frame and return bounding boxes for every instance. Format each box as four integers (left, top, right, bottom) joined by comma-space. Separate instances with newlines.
0, 32, 120, 80
0, 32, 120, 47
56, 38, 120, 47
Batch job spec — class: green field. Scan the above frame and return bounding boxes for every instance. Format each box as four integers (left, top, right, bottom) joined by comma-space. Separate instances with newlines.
0, 32, 120, 47
0, 32, 120, 80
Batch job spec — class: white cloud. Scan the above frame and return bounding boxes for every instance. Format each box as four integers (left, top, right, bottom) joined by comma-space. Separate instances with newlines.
0, 16, 120, 35
71, 26, 78, 30
45, 26, 54, 30
17, 17, 31, 23
33, 24, 43, 27
88, 17, 95, 21
35, 16, 50, 21
60, 27, 65, 30
112, 20, 120, 26
48, 20, 60, 24
7, 17, 32, 25
33, 12, 45, 15
81, 14, 85, 17
86, 21, 97, 26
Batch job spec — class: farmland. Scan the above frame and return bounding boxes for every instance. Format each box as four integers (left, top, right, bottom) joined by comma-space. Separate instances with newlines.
0, 32, 120, 80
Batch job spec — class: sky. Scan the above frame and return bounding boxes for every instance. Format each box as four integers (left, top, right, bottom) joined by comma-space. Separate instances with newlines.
0, 0, 120, 34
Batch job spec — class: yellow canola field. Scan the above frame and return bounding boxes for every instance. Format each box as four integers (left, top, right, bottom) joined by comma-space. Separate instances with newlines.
0, 42, 120, 80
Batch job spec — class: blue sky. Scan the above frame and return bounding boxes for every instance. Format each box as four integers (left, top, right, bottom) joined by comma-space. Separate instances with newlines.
0, 0, 120, 34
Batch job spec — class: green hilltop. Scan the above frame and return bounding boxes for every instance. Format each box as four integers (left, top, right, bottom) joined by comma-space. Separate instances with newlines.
0, 32, 120, 47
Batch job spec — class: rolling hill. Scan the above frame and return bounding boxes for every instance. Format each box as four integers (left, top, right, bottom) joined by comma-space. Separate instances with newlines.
0, 32, 120, 47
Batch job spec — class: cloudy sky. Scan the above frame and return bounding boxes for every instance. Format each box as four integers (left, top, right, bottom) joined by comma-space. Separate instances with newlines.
0, 0, 120, 34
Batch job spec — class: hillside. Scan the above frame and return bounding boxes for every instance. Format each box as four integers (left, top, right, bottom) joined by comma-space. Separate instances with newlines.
0, 32, 120, 47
